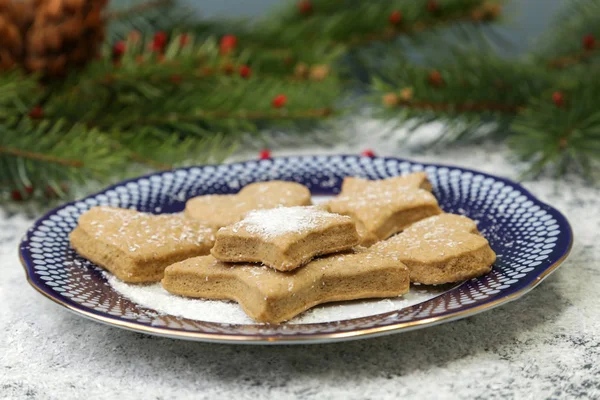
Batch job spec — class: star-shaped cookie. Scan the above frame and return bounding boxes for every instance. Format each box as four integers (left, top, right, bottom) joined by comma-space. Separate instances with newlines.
70, 206, 216, 283
211, 206, 360, 271
340, 171, 432, 193
162, 251, 410, 323
371, 213, 496, 284
184, 181, 311, 228
327, 173, 442, 241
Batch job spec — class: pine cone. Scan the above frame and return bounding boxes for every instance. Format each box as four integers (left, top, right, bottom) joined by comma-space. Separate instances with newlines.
0, 0, 34, 70
24, 0, 108, 77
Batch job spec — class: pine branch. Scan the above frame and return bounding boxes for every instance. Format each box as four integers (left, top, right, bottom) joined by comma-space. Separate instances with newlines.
548, 45, 600, 69
368, 49, 549, 122
0, 146, 84, 168
510, 75, 600, 178
4, 0, 600, 200
0, 120, 129, 196
536, 0, 600, 69
45, 35, 342, 137
125, 108, 334, 126
257, 0, 502, 44
393, 100, 522, 114
340, 8, 501, 48
0, 71, 41, 118
109, 141, 173, 171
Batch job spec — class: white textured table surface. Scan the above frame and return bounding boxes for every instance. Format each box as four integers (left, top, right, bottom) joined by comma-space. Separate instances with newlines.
1, 122, 599, 399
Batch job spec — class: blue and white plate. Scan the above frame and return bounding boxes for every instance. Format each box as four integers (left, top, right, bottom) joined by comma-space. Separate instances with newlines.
19, 155, 573, 344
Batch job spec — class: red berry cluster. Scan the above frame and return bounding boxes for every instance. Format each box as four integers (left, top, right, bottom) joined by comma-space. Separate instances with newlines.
361, 149, 375, 158
389, 10, 402, 25
10, 185, 68, 201
427, 0, 440, 13
259, 149, 271, 160
272, 94, 288, 108
298, 0, 313, 15
29, 105, 44, 119
583, 34, 596, 50
239, 65, 251, 78
552, 91, 564, 107
220, 35, 237, 55
428, 70, 444, 87
151, 31, 168, 52
113, 40, 126, 59
11, 186, 33, 201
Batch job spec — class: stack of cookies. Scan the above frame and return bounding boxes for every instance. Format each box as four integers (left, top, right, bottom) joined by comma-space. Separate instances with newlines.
70, 173, 496, 324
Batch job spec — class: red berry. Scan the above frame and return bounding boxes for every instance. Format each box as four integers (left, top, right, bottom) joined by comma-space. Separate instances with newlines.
113, 41, 126, 57
150, 42, 160, 52
220, 35, 237, 55
11, 186, 33, 201
259, 149, 271, 160
11, 190, 23, 201
583, 34, 596, 50
552, 91, 564, 107
29, 105, 43, 119
272, 94, 287, 108
170, 74, 181, 84
298, 0, 313, 15
152, 31, 168, 50
361, 149, 375, 157
427, 0, 439, 12
179, 33, 189, 47
239, 65, 251, 78
389, 10, 402, 25
428, 70, 444, 87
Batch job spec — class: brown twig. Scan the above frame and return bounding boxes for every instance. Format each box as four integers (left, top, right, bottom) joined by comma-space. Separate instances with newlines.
131, 108, 333, 126
57, 63, 325, 102
0, 146, 84, 167
548, 46, 599, 69
340, 11, 499, 48
108, 142, 173, 171
128, 152, 173, 170
399, 101, 523, 114
105, 0, 173, 21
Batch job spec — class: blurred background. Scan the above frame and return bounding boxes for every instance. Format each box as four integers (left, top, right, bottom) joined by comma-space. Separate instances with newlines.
1, 0, 598, 205
184, 0, 563, 56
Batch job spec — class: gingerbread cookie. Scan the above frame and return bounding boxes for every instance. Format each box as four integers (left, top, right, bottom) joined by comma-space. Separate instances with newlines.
184, 181, 312, 228
70, 206, 216, 283
327, 174, 442, 241
340, 172, 432, 194
211, 206, 360, 271
162, 251, 410, 323
354, 219, 379, 247
371, 213, 496, 284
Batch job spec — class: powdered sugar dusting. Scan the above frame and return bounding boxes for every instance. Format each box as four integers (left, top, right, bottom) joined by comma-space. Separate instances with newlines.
231, 206, 349, 239
332, 186, 434, 210
373, 214, 483, 257
81, 206, 214, 252
105, 272, 445, 324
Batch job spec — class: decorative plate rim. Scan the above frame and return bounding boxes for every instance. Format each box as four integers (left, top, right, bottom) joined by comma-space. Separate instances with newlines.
19, 155, 574, 344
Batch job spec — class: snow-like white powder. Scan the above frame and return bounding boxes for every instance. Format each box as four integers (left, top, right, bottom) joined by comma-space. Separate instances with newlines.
82, 206, 214, 252
106, 272, 446, 325
233, 205, 347, 239
102, 194, 453, 324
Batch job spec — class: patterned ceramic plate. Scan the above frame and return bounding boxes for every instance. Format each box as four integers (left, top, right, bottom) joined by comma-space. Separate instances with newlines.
20, 155, 573, 344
